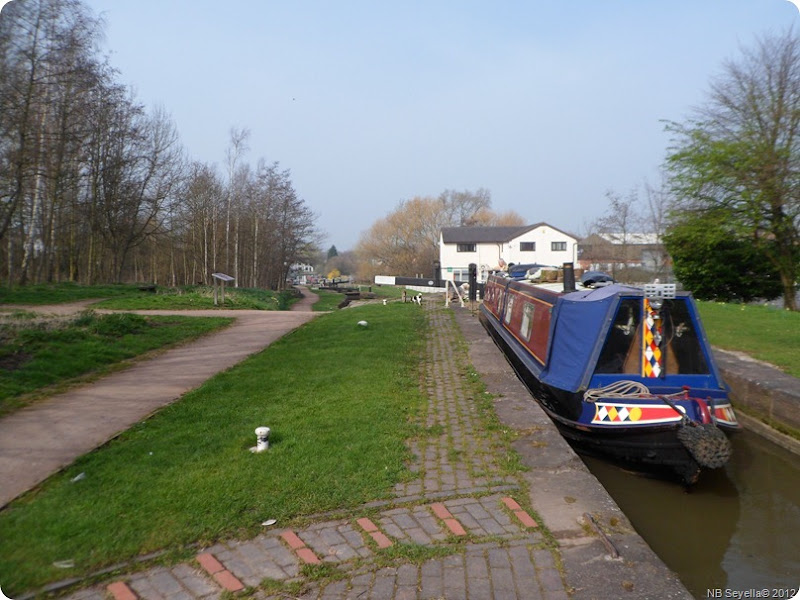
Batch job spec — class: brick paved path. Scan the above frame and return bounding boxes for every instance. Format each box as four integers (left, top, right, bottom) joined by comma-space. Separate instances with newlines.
56, 300, 570, 600
393, 303, 518, 503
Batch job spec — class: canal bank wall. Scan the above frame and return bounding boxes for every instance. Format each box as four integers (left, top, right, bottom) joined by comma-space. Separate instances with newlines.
713, 348, 800, 455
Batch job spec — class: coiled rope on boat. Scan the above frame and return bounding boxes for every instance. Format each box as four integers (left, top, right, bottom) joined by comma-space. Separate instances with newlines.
583, 380, 684, 402
583, 380, 732, 469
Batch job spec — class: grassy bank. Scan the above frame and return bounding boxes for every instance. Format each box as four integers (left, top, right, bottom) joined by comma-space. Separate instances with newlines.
311, 289, 349, 311
0, 302, 427, 595
0, 282, 142, 304
0, 282, 296, 310
95, 287, 296, 310
311, 286, 434, 312
0, 311, 233, 416
697, 301, 800, 377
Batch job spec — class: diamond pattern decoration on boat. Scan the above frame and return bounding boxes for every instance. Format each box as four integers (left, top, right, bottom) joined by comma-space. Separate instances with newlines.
642, 298, 662, 378
593, 403, 685, 425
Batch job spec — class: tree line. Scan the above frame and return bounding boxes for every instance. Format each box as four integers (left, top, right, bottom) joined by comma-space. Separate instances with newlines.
0, 0, 317, 290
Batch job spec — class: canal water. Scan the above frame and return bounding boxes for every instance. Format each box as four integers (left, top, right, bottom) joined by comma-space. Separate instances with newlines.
581, 429, 800, 599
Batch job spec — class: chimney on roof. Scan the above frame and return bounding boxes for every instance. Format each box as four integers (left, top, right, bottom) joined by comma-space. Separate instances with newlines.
563, 262, 576, 293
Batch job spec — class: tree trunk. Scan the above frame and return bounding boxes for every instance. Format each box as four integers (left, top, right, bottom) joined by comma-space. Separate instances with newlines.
234, 214, 239, 286
252, 218, 259, 288
19, 102, 48, 285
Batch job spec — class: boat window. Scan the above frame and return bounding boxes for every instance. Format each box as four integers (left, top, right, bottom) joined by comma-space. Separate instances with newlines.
505, 296, 515, 324
595, 297, 710, 375
521, 302, 535, 341
596, 298, 641, 374
662, 299, 709, 374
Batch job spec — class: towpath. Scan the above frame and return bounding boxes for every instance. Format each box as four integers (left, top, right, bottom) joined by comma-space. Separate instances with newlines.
0, 288, 319, 508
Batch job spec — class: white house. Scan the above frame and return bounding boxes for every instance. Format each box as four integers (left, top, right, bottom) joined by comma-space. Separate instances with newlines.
439, 223, 578, 282
288, 263, 315, 285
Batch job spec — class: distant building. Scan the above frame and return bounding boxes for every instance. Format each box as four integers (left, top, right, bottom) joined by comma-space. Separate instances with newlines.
290, 263, 315, 273
578, 233, 670, 279
289, 263, 315, 284
439, 224, 578, 282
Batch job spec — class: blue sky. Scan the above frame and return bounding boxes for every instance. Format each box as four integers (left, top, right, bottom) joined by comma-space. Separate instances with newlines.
75, 0, 796, 251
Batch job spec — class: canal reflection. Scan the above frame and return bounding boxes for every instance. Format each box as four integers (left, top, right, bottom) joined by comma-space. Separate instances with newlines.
581, 429, 800, 598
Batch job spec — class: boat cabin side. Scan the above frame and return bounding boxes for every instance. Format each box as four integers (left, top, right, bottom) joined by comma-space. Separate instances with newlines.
483, 275, 559, 365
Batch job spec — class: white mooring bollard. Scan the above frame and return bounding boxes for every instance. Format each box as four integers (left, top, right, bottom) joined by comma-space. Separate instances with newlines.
250, 426, 270, 453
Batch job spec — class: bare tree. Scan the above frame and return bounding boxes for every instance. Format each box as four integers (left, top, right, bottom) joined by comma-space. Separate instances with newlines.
93, 102, 184, 282
224, 127, 249, 284
0, 0, 104, 283
0, 2, 316, 289
355, 188, 514, 279
642, 175, 673, 278
596, 188, 642, 280
437, 188, 492, 225
176, 162, 224, 285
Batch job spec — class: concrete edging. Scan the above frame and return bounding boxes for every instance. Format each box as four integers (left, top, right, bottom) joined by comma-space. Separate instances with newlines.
714, 347, 800, 454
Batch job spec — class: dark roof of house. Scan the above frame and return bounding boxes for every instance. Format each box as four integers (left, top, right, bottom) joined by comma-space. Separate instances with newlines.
440, 223, 575, 244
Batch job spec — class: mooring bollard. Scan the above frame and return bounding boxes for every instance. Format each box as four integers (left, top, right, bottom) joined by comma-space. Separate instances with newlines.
251, 426, 270, 453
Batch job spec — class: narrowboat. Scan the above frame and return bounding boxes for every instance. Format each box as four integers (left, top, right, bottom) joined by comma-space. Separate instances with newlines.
479, 265, 740, 485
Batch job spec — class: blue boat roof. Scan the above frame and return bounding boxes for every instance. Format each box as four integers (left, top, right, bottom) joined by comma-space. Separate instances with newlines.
539, 284, 642, 392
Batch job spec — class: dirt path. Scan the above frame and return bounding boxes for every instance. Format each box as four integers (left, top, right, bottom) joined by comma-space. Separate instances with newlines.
0, 288, 320, 508
0, 298, 102, 318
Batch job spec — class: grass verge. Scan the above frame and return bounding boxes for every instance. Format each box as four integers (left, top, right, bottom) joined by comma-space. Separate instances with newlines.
696, 301, 800, 377
0, 302, 427, 595
0, 282, 297, 311
310, 286, 430, 312
0, 311, 233, 416
0, 282, 143, 304
93, 287, 295, 311
312, 290, 348, 311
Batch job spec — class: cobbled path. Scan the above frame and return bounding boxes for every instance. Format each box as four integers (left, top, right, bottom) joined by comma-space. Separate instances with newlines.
58, 300, 570, 600
393, 302, 518, 502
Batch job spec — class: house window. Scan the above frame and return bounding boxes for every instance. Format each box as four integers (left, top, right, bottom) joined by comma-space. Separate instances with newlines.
457, 243, 476, 252
520, 242, 536, 252
551, 241, 567, 251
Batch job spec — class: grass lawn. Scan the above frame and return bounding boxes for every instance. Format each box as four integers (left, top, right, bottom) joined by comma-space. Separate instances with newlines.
311, 289, 349, 311
0, 282, 297, 310
0, 302, 427, 595
95, 287, 296, 311
0, 311, 233, 416
0, 282, 143, 304
311, 286, 436, 312
697, 301, 800, 377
